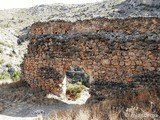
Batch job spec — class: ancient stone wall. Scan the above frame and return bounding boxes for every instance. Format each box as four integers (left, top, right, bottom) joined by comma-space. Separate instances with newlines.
21, 17, 160, 96
31, 17, 160, 37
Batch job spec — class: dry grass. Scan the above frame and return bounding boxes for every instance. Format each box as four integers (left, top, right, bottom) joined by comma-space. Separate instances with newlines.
46, 80, 160, 120
47, 105, 101, 120
0, 74, 159, 120
46, 100, 159, 120
0, 81, 62, 106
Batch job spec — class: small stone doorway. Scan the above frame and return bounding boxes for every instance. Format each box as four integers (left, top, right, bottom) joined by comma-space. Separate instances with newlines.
65, 66, 90, 101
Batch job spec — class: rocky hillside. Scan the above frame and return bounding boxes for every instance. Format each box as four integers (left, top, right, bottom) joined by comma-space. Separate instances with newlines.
0, 0, 160, 80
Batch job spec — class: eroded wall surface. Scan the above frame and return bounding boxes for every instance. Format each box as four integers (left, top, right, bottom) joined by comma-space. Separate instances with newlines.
21, 17, 160, 95
31, 17, 160, 36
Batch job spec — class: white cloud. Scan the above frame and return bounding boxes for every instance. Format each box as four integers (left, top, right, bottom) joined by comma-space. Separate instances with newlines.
0, 0, 103, 10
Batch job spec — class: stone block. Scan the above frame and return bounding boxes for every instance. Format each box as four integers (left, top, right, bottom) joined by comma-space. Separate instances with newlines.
135, 60, 142, 65
111, 60, 119, 66
143, 62, 152, 67
101, 59, 110, 65
136, 66, 144, 71
145, 67, 155, 71
128, 52, 135, 56
125, 61, 132, 66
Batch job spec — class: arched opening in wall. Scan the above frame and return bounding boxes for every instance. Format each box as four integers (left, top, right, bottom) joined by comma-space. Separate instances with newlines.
65, 66, 90, 103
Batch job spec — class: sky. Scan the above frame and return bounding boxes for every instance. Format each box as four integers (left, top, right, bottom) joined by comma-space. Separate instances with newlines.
0, 0, 103, 10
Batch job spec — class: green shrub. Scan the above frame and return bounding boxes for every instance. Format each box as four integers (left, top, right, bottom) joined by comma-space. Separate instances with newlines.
66, 85, 85, 100
9, 53, 13, 57
81, 78, 89, 86
16, 64, 20, 67
6, 63, 12, 68
0, 41, 12, 47
0, 48, 3, 53
0, 41, 5, 45
12, 71, 21, 81
0, 59, 4, 64
0, 72, 11, 80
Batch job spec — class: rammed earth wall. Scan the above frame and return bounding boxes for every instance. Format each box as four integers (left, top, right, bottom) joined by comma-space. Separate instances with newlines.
21, 17, 160, 96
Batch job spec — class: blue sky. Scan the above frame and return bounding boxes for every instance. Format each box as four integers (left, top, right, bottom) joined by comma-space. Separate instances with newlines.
0, 0, 103, 10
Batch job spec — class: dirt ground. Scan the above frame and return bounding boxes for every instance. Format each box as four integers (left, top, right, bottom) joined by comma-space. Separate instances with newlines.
0, 80, 82, 118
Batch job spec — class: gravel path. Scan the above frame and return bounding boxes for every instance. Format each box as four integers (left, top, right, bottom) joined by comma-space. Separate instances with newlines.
0, 100, 77, 120
1, 102, 75, 117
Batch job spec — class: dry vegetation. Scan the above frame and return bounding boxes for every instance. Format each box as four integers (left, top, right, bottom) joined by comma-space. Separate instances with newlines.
45, 75, 160, 120
48, 98, 160, 120
0, 81, 63, 106
0, 74, 160, 120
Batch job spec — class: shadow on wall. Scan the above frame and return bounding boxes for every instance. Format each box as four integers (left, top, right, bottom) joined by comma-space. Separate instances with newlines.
66, 66, 90, 86
87, 72, 160, 105
37, 67, 64, 95
38, 67, 63, 80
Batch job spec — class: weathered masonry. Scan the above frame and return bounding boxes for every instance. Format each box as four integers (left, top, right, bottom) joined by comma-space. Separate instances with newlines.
31, 17, 160, 36
21, 17, 160, 96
